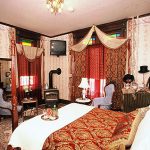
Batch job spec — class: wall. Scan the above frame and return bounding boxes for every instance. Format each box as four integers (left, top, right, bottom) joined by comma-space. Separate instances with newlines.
128, 16, 150, 86
136, 16, 150, 86
43, 34, 72, 100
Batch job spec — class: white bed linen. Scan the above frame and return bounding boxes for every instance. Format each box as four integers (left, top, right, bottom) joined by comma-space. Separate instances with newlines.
8, 103, 94, 150
131, 109, 150, 150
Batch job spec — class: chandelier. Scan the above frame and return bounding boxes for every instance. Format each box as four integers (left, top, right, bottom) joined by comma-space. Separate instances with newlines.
46, 0, 64, 14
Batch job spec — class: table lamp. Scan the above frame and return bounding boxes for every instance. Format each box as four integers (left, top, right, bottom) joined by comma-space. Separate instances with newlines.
78, 78, 89, 100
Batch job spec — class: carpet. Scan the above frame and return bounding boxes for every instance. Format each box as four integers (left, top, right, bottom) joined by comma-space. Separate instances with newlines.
0, 103, 67, 149
0, 117, 13, 150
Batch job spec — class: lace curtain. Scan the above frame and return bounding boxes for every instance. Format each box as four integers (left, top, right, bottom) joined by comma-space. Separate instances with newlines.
0, 24, 10, 59
127, 16, 150, 85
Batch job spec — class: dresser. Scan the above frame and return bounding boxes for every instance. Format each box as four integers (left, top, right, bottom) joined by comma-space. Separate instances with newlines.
122, 91, 150, 112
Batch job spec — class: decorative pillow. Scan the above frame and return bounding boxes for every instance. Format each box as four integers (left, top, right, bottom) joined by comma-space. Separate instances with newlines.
111, 110, 137, 146
127, 106, 150, 145
109, 140, 126, 150
113, 115, 130, 135
131, 109, 150, 150
110, 106, 150, 147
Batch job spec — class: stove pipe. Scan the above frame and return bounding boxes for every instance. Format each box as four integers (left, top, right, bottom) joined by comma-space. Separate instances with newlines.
49, 68, 61, 89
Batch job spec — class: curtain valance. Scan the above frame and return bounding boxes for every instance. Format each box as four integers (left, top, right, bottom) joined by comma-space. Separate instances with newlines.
71, 25, 129, 52
16, 44, 44, 61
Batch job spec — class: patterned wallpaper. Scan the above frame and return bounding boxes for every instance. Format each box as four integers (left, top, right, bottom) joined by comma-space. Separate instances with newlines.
43, 34, 73, 101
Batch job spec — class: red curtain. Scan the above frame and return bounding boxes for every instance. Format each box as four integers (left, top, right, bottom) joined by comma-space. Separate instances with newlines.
70, 50, 87, 100
86, 44, 106, 99
17, 53, 42, 102
104, 43, 129, 110
70, 42, 130, 110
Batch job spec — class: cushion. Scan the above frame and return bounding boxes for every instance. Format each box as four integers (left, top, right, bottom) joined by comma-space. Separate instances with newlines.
131, 109, 150, 150
109, 141, 126, 150
111, 110, 137, 147
110, 106, 150, 148
127, 106, 150, 145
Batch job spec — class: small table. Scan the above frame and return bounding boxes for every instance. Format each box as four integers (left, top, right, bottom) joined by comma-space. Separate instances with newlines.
21, 98, 38, 121
122, 91, 150, 112
75, 98, 91, 105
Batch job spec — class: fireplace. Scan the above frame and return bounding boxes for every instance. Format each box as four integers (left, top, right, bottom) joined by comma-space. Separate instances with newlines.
44, 68, 61, 107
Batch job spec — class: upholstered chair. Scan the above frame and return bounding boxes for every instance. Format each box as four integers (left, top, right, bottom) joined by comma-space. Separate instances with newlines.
0, 88, 22, 118
91, 83, 115, 109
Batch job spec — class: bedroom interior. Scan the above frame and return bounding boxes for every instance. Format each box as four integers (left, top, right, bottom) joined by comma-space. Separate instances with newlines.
0, 0, 150, 149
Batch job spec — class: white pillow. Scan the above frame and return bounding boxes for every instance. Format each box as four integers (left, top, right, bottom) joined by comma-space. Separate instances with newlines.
131, 109, 150, 150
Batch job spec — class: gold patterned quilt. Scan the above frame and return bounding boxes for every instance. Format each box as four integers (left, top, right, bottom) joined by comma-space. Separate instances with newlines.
42, 108, 129, 150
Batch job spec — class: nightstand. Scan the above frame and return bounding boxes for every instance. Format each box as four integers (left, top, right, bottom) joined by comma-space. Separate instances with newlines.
75, 98, 91, 105
21, 98, 38, 121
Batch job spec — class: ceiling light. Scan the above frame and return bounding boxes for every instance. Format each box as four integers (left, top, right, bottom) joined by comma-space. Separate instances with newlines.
46, 0, 64, 14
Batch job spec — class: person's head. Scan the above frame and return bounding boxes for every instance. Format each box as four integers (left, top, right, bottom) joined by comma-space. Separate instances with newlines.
123, 74, 134, 84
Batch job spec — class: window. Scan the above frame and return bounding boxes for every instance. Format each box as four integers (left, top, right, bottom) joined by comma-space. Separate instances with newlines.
89, 78, 106, 97
16, 28, 40, 47
110, 33, 121, 38
20, 39, 32, 46
20, 76, 35, 86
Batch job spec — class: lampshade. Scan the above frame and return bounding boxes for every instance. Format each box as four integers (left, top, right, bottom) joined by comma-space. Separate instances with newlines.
23, 85, 29, 93
78, 78, 89, 89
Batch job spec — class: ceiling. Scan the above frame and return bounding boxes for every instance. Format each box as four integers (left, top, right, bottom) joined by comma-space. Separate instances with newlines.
0, 0, 150, 37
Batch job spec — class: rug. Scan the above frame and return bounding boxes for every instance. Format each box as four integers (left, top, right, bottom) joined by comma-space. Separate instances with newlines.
0, 103, 67, 149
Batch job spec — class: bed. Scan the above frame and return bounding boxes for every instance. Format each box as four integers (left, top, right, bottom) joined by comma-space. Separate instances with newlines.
7, 103, 150, 150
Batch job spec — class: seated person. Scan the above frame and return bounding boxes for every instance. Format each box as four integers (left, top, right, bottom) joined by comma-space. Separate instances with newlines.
0, 88, 22, 116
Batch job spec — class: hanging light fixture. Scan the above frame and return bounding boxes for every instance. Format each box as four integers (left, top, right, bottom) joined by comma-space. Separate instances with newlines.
46, 0, 64, 14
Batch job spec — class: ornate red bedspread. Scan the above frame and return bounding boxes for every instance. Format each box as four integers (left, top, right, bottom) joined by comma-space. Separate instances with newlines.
42, 108, 125, 150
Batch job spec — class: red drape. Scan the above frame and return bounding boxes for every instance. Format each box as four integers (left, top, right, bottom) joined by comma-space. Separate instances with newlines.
86, 44, 106, 99
104, 43, 129, 109
17, 52, 42, 102
70, 42, 130, 110
70, 50, 87, 100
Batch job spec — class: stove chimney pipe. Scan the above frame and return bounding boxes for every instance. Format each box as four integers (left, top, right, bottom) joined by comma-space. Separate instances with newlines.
49, 68, 61, 89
